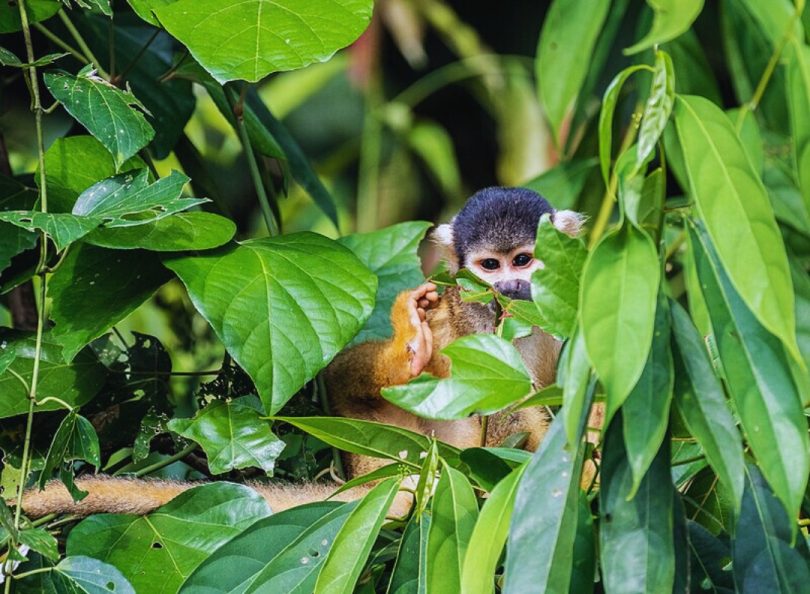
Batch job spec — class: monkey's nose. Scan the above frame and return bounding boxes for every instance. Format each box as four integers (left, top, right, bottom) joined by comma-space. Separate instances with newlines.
494, 279, 531, 300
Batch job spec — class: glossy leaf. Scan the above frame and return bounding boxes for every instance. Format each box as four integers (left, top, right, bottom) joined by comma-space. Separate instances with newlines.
388, 515, 430, 594
560, 327, 593, 447
314, 478, 399, 594
625, 0, 705, 55
85, 211, 236, 251
674, 94, 799, 361
621, 293, 673, 496
165, 233, 376, 413
339, 221, 432, 344
787, 42, 810, 218
154, 0, 373, 83
127, 0, 174, 26
0, 331, 106, 418
180, 501, 350, 593
687, 520, 734, 594
67, 483, 271, 593
689, 222, 809, 523
581, 223, 660, 409
426, 466, 478, 594
670, 299, 745, 513
0, 211, 101, 251
39, 411, 101, 489
503, 403, 588, 594
168, 396, 285, 475
275, 416, 459, 468
535, 0, 610, 144
44, 70, 154, 169
530, 215, 588, 338
733, 465, 810, 592
599, 415, 674, 594
598, 65, 648, 186
49, 245, 172, 361
637, 51, 675, 169
382, 334, 532, 420
462, 463, 527, 594
53, 556, 135, 594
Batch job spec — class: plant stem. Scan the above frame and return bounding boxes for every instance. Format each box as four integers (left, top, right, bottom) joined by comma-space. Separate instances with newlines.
356, 78, 382, 232
735, 5, 802, 132
32, 23, 88, 64
117, 29, 160, 82
134, 443, 198, 477
57, 9, 110, 80
11, 567, 53, 580
316, 374, 346, 480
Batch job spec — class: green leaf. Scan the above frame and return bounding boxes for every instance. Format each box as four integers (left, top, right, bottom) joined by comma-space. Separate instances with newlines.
274, 416, 459, 468
0, 331, 106, 418
687, 521, 734, 594
0, 0, 59, 33
674, 94, 800, 361
787, 42, 810, 218
621, 293, 674, 497
0, 211, 102, 251
689, 222, 809, 526
388, 514, 430, 594
39, 411, 101, 489
85, 211, 236, 251
624, 0, 705, 55
127, 0, 175, 26
181, 501, 348, 593
599, 415, 675, 594
53, 556, 135, 594
49, 245, 172, 362
426, 466, 479, 594
736, 0, 802, 46
530, 215, 588, 338
18, 527, 59, 561
522, 158, 598, 211
535, 0, 610, 145
44, 70, 154, 169
73, 0, 112, 15
168, 396, 285, 475
503, 402, 589, 594
67, 483, 271, 593
598, 65, 648, 186
407, 120, 462, 197
0, 176, 37, 274
314, 478, 399, 594
559, 327, 593, 447
41, 135, 146, 213
339, 221, 432, 344
0, 47, 67, 67
670, 299, 745, 514
382, 334, 533, 420
637, 51, 675, 169
458, 448, 514, 492
165, 233, 376, 414
581, 223, 660, 410
461, 463, 526, 594
154, 0, 373, 83
733, 465, 810, 593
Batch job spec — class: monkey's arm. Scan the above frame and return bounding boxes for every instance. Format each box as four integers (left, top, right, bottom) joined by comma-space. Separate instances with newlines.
325, 283, 439, 415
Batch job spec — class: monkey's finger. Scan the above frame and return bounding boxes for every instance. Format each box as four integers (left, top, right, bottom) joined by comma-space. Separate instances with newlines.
417, 298, 430, 308
422, 320, 433, 357
417, 307, 427, 322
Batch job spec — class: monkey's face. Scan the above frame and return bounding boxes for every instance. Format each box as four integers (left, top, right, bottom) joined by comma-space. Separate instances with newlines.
465, 242, 541, 301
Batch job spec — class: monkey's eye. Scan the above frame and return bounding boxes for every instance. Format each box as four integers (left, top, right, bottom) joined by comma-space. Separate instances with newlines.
480, 258, 500, 270
512, 253, 533, 267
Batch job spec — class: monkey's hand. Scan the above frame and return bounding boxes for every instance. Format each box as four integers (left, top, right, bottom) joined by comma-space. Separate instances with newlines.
392, 283, 439, 377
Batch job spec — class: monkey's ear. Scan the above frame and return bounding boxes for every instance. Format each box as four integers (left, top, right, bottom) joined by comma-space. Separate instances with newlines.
551, 210, 586, 237
430, 221, 460, 273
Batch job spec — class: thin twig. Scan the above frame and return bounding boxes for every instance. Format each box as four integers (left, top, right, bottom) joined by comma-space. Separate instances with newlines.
57, 9, 110, 79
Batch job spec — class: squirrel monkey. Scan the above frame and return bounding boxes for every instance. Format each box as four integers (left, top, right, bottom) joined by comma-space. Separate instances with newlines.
21, 187, 584, 518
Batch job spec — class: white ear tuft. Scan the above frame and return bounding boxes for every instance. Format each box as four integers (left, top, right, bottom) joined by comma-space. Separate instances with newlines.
430, 221, 459, 273
551, 210, 586, 237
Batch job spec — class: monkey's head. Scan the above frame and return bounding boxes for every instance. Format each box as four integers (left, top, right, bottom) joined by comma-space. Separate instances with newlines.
432, 187, 583, 301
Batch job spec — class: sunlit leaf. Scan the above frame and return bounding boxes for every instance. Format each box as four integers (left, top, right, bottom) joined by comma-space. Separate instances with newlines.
53, 556, 135, 594
168, 396, 285, 475
85, 211, 236, 251
154, 0, 373, 83
165, 233, 377, 414
636, 51, 675, 169
787, 42, 810, 219
0, 211, 102, 251
625, 0, 705, 55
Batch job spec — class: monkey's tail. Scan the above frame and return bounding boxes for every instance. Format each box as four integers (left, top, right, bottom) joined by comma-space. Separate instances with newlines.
20, 477, 370, 518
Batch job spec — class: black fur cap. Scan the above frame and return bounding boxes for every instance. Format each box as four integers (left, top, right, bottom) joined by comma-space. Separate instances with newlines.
453, 187, 554, 264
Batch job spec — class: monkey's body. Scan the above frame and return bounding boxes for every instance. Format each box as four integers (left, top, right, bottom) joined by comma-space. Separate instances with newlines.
21, 187, 584, 519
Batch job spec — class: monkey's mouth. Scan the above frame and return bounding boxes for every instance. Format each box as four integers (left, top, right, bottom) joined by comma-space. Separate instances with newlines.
493, 279, 532, 301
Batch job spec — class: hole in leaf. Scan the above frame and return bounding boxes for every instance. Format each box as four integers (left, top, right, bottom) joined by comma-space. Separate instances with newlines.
106, 582, 115, 591
151, 541, 163, 549
308, 549, 319, 558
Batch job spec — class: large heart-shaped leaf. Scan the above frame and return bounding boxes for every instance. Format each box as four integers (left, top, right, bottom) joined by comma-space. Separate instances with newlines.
44, 70, 154, 169
168, 396, 285, 475
339, 221, 431, 344
382, 334, 533, 420
164, 233, 376, 413
154, 0, 374, 83
67, 483, 271, 594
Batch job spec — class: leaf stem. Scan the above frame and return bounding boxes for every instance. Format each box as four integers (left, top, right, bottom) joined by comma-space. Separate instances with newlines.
11, 567, 52, 580
316, 374, 346, 481
57, 9, 110, 80
116, 29, 160, 83
32, 22, 88, 64
34, 396, 74, 410
134, 443, 198, 477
